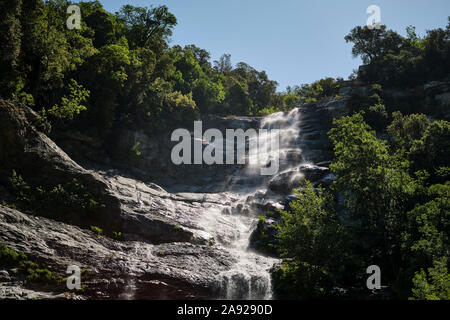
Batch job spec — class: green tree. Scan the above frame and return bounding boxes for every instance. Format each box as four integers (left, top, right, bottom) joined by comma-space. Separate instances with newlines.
409, 120, 450, 175
81, 43, 131, 136
328, 113, 416, 291
47, 79, 90, 122
387, 112, 431, 151
83, 4, 118, 48
345, 25, 405, 64
405, 182, 450, 267
411, 258, 450, 300
0, 0, 22, 97
214, 54, 232, 74
275, 181, 345, 298
116, 4, 177, 53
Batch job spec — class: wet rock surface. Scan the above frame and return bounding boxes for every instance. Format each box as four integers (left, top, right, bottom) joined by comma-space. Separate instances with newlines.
0, 205, 236, 299
0, 96, 346, 299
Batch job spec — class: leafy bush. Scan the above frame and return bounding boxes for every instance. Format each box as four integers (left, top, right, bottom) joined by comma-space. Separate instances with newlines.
90, 226, 103, 235
411, 258, 450, 300
288, 78, 341, 105
249, 215, 278, 256
346, 22, 450, 87
0, 244, 63, 285
275, 181, 345, 298
47, 80, 90, 122
9, 170, 105, 218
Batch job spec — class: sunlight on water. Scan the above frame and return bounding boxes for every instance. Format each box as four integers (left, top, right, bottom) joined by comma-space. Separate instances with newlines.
211, 108, 303, 300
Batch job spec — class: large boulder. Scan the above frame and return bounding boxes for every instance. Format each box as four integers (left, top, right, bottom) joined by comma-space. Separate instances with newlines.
0, 100, 214, 245
268, 170, 304, 194
0, 99, 122, 230
0, 205, 236, 299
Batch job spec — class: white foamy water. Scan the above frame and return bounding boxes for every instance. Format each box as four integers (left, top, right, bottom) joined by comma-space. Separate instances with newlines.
122, 108, 305, 300
209, 108, 303, 300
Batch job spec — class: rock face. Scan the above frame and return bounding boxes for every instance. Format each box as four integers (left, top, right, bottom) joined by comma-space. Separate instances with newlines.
0, 99, 279, 300
0, 95, 347, 300
54, 115, 261, 193
297, 98, 348, 164
0, 100, 122, 230
2, 75, 449, 300
0, 205, 235, 299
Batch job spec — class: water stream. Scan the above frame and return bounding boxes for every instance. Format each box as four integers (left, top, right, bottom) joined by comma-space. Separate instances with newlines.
206, 108, 303, 299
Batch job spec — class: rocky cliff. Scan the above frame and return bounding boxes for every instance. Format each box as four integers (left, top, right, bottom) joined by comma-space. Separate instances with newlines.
1, 78, 448, 300
0, 99, 282, 299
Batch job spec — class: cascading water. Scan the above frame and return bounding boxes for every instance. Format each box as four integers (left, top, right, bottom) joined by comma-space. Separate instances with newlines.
121, 108, 305, 299
206, 108, 303, 300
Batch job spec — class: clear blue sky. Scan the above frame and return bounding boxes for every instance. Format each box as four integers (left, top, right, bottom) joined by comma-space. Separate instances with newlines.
100, 0, 450, 91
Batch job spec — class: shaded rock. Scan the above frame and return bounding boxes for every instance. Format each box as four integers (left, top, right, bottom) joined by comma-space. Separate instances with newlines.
0, 100, 242, 246
0, 270, 10, 282
320, 173, 336, 187
0, 204, 237, 299
268, 170, 304, 194
0, 99, 122, 231
249, 217, 279, 257
298, 164, 330, 182
54, 114, 262, 193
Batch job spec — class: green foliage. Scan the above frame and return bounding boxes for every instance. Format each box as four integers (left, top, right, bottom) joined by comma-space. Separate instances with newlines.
0, 0, 288, 147
329, 114, 415, 263
346, 22, 450, 87
346, 84, 389, 130
345, 25, 404, 64
47, 80, 89, 121
113, 231, 122, 240
365, 103, 388, 131
409, 120, 450, 176
25, 265, 63, 284
0, 244, 63, 285
276, 112, 449, 299
250, 215, 277, 256
0, 0, 22, 97
256, 106, 282, 116
411, 258, 450, 300
275, 181, 345, 298
1, 201, 17, 210
0, 243, 27, 268
90, 226, 103, 235
387, 112, 431, 151
132, 141, 142, 156
287, 77, 340, 104
9, 170, 104, 218
116, 4, 177, 51
213, 54, 232, 74
405, 182, 450, 265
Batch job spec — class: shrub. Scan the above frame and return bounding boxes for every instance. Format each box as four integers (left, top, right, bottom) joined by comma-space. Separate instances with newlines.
0, 244, 63, 285
9, 171, 105, 218
90, 226, 103, 235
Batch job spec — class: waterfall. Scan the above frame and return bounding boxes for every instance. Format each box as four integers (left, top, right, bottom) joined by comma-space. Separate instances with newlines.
211, 108, 303, 300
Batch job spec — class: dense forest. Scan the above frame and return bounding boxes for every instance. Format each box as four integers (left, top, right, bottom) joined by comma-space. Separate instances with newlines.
0, 0, 449, 300
270, 20, 450, 299
0, 0, 293, 142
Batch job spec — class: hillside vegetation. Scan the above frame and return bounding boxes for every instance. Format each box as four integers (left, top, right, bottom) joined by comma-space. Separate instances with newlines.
0, 0, 449, 300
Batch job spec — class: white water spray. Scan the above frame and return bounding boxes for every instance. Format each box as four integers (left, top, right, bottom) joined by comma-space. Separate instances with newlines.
211, 108, 303, 300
